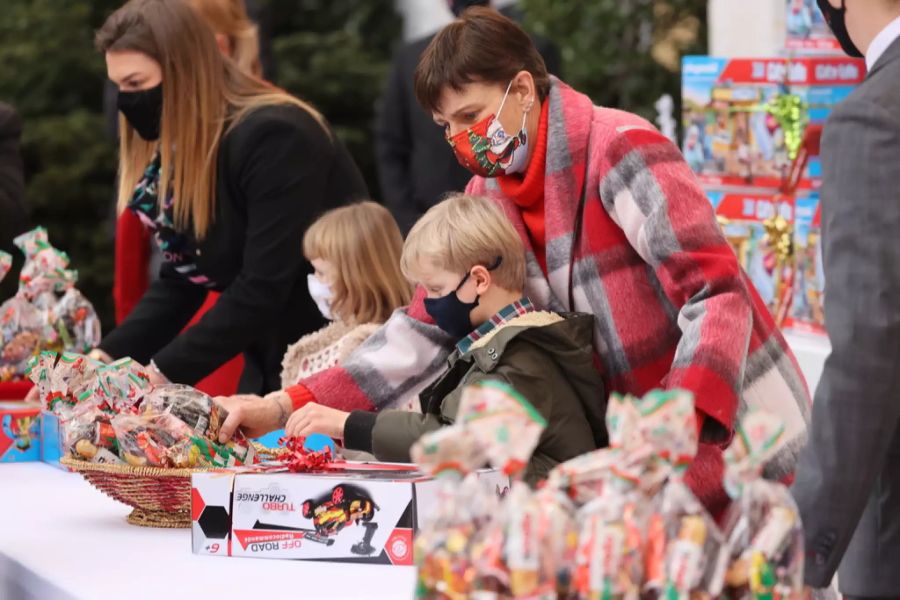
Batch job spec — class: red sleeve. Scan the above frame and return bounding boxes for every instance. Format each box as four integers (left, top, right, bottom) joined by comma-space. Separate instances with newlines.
286, 383, 315, 412
601, 126, 752, 436
114, 211, 152, 324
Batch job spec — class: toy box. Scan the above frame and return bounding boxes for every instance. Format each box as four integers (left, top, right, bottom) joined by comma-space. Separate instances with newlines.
40, 410, 67, 469
788, 194, 825, 334
0, 401, 40, 463
682, 56, 864, 191
785, 0, 842, 55
709, 190, 796, 323
192, 465, 508, 566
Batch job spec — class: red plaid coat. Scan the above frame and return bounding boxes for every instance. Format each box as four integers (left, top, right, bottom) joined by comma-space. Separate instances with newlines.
291, 79, 811, 512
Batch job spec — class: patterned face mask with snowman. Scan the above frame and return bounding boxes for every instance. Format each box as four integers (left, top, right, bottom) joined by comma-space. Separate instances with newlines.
445, 80, 532, 178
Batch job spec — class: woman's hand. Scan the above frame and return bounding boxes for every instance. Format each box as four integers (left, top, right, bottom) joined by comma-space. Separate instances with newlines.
215, 392, 288, 442
285, 402, 349, 440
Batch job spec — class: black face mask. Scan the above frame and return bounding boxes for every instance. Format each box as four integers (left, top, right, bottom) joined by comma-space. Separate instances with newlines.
816, 0, 863, 58
450, 0, 488, 18
117, 83, 163, 142
424, 257, 502, 339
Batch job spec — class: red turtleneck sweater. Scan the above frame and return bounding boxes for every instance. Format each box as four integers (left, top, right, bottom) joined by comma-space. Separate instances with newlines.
498, 101, 550, 274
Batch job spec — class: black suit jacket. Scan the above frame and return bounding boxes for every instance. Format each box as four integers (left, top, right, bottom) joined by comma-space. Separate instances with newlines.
792, 37, 900, 595
375, 24, 562, 234
99, 105, 368, 394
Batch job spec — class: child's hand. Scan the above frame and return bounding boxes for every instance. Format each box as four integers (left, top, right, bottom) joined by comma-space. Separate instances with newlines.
285, 402, 350, 440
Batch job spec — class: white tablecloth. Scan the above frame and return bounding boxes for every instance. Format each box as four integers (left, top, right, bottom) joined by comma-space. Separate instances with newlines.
0, 464, 416, 600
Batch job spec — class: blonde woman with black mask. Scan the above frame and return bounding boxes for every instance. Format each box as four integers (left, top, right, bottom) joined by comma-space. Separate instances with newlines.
92, 0, 367, 394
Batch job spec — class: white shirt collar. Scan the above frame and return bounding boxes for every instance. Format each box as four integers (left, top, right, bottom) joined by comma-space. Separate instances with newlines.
866, 15, 900, 71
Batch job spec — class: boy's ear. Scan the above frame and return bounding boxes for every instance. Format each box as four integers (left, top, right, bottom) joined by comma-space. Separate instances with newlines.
470, 264, 493, 295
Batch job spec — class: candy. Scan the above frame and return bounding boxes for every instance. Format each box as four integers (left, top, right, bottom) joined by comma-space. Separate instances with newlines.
0, 251, 11, 283
455, 380, 546, 479
722, 410, 804, 599
49, 286, 101, 354
0, 297, 43, 380
64, 404, 121, 463
412, 422, 496, 599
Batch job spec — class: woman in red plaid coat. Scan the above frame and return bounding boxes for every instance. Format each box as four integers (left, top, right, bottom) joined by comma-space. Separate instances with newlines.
220, 8, 810, 515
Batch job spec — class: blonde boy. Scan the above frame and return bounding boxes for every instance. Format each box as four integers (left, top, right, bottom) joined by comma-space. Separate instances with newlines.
288, 194, 607, 483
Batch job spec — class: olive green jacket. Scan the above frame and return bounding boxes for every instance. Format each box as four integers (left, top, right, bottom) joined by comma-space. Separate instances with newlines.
343, 311, 608, 484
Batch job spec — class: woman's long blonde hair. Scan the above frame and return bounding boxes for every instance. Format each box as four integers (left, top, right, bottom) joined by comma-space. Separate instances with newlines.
96, 0, 324, 239
303, 202, 412, 325
188, 0, 261, 78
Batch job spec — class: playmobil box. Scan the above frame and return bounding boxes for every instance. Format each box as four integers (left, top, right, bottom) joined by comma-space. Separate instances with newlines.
682, 56, 864, 191
709, 190, 796, 322
191, 464, 509, 566
785, 0, 843, 55
788, 193, 825, 334
0, 401, 41, 463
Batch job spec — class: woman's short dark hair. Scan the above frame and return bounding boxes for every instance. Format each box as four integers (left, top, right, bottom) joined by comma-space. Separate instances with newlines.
414, 7, 551, 114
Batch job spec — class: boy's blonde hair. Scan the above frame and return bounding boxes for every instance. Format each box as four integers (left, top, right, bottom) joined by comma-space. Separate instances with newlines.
402, 194, 525, 291
304, 202, 412, 324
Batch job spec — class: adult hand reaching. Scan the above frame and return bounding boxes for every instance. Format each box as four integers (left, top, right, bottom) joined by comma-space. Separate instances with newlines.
215, 391, 290, 442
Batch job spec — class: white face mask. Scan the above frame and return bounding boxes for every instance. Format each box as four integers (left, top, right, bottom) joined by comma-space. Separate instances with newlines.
307, 273, 334, 321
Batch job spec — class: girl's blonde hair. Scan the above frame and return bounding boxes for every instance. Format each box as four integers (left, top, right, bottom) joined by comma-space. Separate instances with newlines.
304, 202, 412, 324
401, 193, 525, 291
188, 0, 262, 78
96, 0, 326, 239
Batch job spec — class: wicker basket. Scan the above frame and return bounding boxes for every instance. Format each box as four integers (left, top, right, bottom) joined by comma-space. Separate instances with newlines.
62, 444, 284, 528
61, 456, 208, 528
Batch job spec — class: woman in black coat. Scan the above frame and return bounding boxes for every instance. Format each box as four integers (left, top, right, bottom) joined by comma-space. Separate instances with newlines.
91, 0, 367, 394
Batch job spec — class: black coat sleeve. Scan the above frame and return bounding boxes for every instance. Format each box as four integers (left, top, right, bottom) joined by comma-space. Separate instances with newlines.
98, 273, 207, 365
149, 112, 334, 384
375, 48, 417, 233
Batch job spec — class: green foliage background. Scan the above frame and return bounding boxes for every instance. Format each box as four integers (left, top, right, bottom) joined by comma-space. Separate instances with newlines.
0, 0, 705, 333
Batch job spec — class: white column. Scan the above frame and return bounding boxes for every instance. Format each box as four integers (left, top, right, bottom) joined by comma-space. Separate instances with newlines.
396, 0, 453, 42
709, 0, 786, 56
395, 0, 520, 42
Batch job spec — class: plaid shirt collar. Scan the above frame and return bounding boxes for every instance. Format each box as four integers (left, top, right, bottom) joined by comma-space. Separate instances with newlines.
456, 297, 535, 355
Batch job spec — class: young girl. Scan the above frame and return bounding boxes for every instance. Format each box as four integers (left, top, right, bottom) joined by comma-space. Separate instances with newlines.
280, 202, 412, 400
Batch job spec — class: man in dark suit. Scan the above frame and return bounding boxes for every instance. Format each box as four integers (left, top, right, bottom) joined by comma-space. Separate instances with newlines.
0, 102, 27, 296
374, 0, 561, 234
793, 1, 900, 597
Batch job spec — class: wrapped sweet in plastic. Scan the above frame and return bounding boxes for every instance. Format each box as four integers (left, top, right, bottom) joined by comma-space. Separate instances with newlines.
721, 411, 804, 599
0, 251, 11, 282
10, 228, 101, 356
65, 403, 121, 463
470, 484, 578, 599
95, 357, 151, 413
454, 380, 546, 480
453, 381, 580, 598
25, 352, 105, 417
112, 412, 195, 467
0, 275, 44, 378
48, 283, 101, 354
638, 391, 727, 600
0, 301, 42, 380
572, 491, 645, 600
411, 426, 494, 600
141, 383, 221, 437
